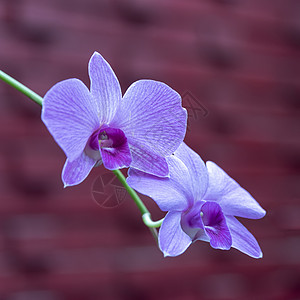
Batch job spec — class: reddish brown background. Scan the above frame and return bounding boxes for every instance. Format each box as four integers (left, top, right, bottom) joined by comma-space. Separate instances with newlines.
0, 0, 300, 299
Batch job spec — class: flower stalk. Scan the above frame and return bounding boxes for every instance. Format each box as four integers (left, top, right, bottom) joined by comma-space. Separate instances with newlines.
0, 70, 43, 106
113, 170, 164, 228
0, 69, 163, 232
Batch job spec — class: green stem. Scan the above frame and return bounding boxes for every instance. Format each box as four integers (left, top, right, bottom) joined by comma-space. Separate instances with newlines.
142, 213, 163, 228
0, 69, 164, 230
113, 170, 148, 215
0, 70, 43, 106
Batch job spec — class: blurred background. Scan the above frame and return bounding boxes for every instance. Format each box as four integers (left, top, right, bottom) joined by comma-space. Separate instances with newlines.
0, 0, 300, 299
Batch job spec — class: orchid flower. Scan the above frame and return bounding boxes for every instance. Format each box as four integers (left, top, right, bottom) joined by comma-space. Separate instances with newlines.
127, 143, 266, 258
42, 52, 187, 187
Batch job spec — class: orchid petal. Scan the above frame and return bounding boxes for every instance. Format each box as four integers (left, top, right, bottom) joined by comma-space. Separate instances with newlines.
205, 161, 266, 219
159, 211, 192, 257
62, 151, 96, 187
174, 143, 209, 200
201, 202, 232, 250
42, 79, 100, 162
127, 156, 192, 212
226, 216, 263, 258
111, 80, 187, 177
88, 52, 122, 124
128, 141, 169, 177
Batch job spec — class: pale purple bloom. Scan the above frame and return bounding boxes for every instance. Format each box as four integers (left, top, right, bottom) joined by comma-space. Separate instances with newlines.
127, 143, 266, 258
42, 52, 187, 187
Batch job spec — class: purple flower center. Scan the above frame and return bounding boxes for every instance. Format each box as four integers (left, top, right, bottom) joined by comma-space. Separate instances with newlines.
185, 201, 224, 230
201, 202, 224, 228
87, 126, 132, 170
182, 201, 232, 249
89, 126, 125, 150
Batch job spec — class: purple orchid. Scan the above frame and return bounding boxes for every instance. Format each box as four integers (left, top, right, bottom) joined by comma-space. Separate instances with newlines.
42, 52, 187, 187
127, 142, 266, 258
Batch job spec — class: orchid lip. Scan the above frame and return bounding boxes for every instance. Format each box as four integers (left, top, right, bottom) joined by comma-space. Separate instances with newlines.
88, 126, 128, 150
89, 127, 102, 151
86, 126, 132, 170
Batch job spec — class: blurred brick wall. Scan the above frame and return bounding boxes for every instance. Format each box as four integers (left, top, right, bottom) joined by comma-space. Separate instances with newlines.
0, 0, 300, 299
